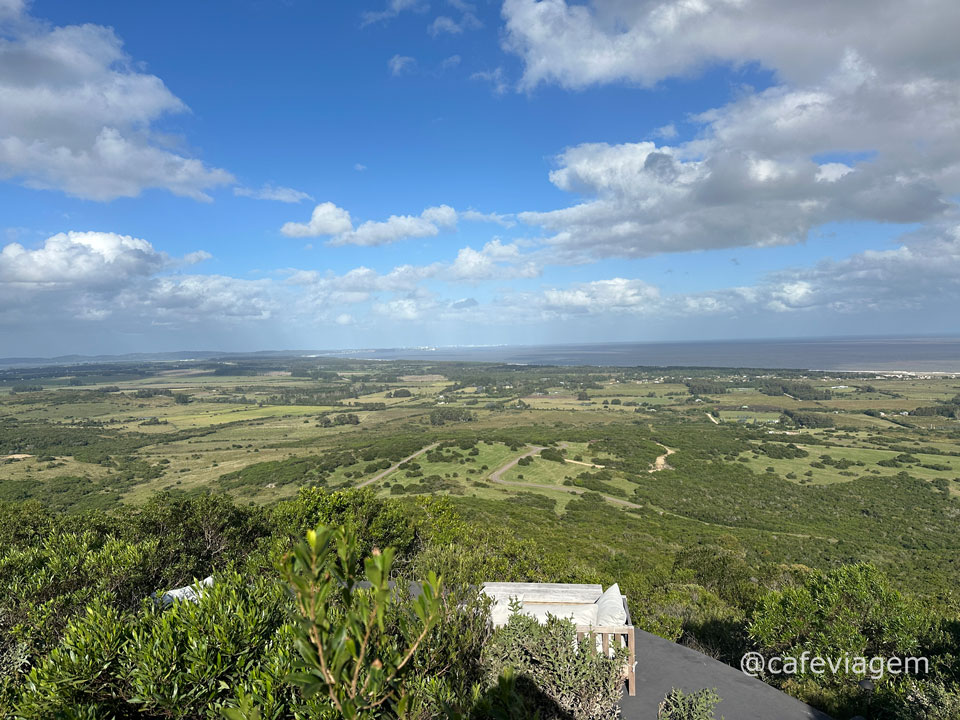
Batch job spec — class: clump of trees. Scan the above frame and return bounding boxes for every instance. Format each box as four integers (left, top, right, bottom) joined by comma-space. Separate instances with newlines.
539, 447, 565, 463
429, 408, 475, 426
685, 380, 730, 396
133, 389, 173, 399
756, 380, 831, 401
780, 409, 836, 428
911, 397, 960, 419
319, 413, 360, 427
10, 384, 43, 393
757, 442, 808, 459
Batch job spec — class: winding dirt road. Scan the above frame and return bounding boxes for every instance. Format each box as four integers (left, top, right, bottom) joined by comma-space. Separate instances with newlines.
487, 445, 544, 482
486, 445, 644, 509
648, 443, 676, 472
357, 442, 439, 488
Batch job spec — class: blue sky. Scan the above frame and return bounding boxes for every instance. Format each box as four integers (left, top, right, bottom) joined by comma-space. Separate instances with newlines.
1, 0, 958, 356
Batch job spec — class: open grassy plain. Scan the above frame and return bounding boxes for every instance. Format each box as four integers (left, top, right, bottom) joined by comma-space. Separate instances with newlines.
3, 356, 960, 591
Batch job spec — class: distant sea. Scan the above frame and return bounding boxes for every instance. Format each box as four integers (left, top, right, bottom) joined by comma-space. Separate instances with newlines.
332, 337, 960, 373
4, 336, 960, 373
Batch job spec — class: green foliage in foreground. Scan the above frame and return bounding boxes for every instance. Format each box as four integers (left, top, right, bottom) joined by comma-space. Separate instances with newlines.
2, 480, 960, 719
18, 573, 291, 719
3, 507, 631, 720
281, 525, 443, 719
480, 613, 626, 720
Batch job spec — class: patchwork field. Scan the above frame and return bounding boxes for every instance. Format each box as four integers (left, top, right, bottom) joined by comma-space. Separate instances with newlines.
2, 357, 959, 555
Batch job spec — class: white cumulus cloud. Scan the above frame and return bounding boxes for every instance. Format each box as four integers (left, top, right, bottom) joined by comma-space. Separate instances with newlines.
0, 9, 233, 200
282, 203, 464, 246
449, 240, 539, 281
502, 0, 959, 259
281, 202, 354, 238
0, 231, 168, 288
540, 278, 660, 315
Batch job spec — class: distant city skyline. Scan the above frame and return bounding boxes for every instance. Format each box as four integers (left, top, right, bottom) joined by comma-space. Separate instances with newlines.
2, 0, 959, 356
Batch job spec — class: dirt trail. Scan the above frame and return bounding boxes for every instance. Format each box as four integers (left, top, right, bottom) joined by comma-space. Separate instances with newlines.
706, 412, 720, 424
486, 445, 644, 509
557, 442, 603, 468
357, 442, 439, 488
649, 443, 676, 472
484, 444, 832, 540
563, 458, 604, 468
487, 445, 544, 482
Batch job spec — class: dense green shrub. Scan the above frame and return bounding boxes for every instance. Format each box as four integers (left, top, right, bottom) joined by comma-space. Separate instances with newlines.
481, 613, 626, 720
270, 487, 417, 570
16, 573, 291, 718
657, 687, 722, 719
685, 381, 729, 396
573, 471, 626, 497
874, 679, 960, 719
749, 564, 932, 680
0, 530, 160, 699
539, 448, 565, 463
749, 565, 936, 718
429, 408, 475, 426
755, 381, 830, 401
757, 443, 808, 459
129, 492, 271, 586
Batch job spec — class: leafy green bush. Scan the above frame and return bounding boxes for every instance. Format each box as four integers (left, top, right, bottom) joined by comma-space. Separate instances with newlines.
130, 492, 271, 586
875, 678, 960, 719
573, 471, 626, 497
429, 408, 475, 426
749, 564, 932, 680
403, 586, 492, 718
658, 687, 723, 719
757, 443, 808, 459
16, 573, 291, 718
281, 525, 443, 719
481, 613, 625, 720
0, 530, 160, 694
781, 410, 835, 428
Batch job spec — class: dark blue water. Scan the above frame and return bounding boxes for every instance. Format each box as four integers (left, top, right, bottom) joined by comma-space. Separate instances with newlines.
330, 337, 960, 372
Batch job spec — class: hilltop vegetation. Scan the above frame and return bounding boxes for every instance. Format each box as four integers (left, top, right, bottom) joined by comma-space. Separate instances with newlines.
1, 356, 960, 717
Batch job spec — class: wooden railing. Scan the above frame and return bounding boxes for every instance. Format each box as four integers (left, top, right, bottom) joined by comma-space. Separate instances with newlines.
576, 625, 637, 696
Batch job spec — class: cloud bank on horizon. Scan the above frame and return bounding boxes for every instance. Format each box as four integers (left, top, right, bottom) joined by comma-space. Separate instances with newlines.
1, 0, 958, 355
